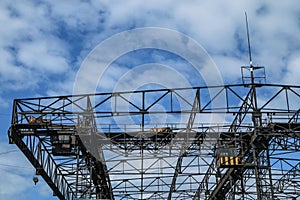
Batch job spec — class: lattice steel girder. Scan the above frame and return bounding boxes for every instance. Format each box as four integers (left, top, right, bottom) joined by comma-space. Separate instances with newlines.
8, 83, 300, 199
8, 130, 75, 200
10, 84, 300, 117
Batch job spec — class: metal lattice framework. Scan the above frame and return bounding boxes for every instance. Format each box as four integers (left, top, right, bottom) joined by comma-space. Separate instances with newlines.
8, 73, 300, 199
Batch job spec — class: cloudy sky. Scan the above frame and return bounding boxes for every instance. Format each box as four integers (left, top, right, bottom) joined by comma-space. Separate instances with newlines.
1, 0, 300, 199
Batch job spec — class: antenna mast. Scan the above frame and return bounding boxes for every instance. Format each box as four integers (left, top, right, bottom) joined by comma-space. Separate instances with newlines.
241, 12, 266, 86
245, 12, 253, 67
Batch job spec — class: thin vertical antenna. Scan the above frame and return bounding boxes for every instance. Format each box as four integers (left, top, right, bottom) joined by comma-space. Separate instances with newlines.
241, 13, 266, 85
245, 12, 252, 67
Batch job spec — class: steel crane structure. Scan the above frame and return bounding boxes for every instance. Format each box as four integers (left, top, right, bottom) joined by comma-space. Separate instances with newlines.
8, 60, 300, 199
6, 15, 300, 198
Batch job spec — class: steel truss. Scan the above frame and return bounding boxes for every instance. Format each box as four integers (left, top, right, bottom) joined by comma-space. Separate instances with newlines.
8, 83, 300, 199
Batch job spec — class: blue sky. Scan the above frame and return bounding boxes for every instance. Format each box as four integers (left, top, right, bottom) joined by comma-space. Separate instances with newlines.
1, 0, 300, 199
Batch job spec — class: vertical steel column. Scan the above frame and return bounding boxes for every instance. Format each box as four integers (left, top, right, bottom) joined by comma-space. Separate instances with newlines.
168, 89, 200, 200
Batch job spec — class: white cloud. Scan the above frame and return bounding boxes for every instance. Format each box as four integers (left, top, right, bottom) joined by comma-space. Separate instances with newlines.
283, 51, 300, 85
17, 38, 69, 74
0, 1, 72, 95
213, 55, 245, 84
70, 0, 300, 86
1, 0, 299, 96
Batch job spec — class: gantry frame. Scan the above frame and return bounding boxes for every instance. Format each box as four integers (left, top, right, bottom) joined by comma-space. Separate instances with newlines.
8, 83, 300, 199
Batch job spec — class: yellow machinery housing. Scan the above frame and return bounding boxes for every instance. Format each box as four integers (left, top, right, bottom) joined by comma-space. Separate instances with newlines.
217, 147, 240, 167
